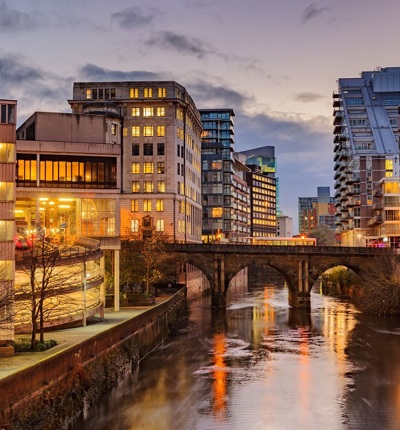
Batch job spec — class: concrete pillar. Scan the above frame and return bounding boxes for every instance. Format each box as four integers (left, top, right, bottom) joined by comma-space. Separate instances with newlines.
99, 255, 105, 319
212, 257, 226, 308
114, 249, 120, 311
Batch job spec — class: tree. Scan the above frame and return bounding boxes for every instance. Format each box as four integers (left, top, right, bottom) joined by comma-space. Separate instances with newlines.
120, 216, 175, 296
355, 254, 400, 315
15, 234, 82, 349
308, 224, 337, 246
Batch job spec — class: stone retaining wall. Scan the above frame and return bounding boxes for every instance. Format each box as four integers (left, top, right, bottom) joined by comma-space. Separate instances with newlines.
0, 289, 188, 430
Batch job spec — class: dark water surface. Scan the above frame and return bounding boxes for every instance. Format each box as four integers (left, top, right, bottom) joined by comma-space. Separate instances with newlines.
68, 285, 400, 430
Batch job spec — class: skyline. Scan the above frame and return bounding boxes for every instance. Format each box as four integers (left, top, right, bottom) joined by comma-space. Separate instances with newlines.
1, 0, 400, 231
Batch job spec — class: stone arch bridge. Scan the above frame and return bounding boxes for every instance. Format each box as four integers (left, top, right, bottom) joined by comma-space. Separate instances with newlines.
166, 244, 394, 308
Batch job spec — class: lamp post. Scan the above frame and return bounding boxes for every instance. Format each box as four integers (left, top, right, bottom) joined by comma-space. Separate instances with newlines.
82, 260, 87, 327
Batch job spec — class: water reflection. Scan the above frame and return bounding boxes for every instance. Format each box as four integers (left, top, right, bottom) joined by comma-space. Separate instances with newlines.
68, 284, 400, 430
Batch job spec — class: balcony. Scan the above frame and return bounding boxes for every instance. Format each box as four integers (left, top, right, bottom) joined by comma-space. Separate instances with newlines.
367, 215, 383, 226
333, 124, 343, 134
373, 203, 383, 211
373, 189, 383, 197
347, 173, 360, 184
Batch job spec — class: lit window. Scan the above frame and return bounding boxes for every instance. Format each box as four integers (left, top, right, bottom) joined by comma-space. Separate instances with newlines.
111, 124, 117, 135
131, 219, 139, 232
144, 199, 152, 212
132, 107, 140, 117
0, 261, 13, 280
144, 88, 153, 98
212, 207, 223, 218
157, 143, 165, 155
144, 162, 154, 174
0, 182, 14, 201
143, 126, 154, 137
157, 180, 166, 193
177, 128, 184, 140
132, 181, 140, 193
143, 181, 153, 192
156, 199, 164, 212
131, 162, 140, 174
123, 127, 128, 137
132, 126, 140, 137
86, 89, 92, 99
0, 143, 15, 162
157, 125, 165, 137
143, 107, 154, 117
131, 199, 139, 212
156, 107, 165, 117
130, 88, 139, 98
144, 143, 153, 155
157, 162, 165, 174
156, 219, 164, 232
158, 88, 166, 98
176, 108, 184, 120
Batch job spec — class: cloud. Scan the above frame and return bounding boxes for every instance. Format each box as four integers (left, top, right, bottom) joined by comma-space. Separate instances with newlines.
302, 4, 329, 23
294, 92, 326, 103
78, 64, 164, 81
0, 1, 39, 32
146, 31, 212, 59
0, 54, 42, 87
111, 6, 155, 29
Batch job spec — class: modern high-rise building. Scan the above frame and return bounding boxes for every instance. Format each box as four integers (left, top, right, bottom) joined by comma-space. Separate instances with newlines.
277, 215, 293, 237
0, 100, 16, 354
200, 108, 250, 243
333, 67, 400, 247
69, 81, 203, 243
298, 187, 335, 235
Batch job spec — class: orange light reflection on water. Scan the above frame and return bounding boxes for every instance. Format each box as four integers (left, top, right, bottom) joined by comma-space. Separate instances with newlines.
212, 332, 228, 420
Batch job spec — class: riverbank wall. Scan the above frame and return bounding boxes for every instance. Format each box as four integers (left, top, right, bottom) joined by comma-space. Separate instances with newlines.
0, 289, 188, 430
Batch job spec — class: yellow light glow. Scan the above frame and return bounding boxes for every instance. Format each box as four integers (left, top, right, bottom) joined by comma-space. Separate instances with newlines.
14, 209, 24, 213
59, 198, 73, 202
39, 198, 49, 201
49, 201, 55, 205
59, 205, 70, 209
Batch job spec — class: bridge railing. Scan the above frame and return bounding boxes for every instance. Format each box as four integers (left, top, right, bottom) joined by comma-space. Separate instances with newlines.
166, 243, 394, 255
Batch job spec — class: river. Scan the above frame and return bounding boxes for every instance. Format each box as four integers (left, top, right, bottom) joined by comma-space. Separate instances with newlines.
68, 284, 400, 430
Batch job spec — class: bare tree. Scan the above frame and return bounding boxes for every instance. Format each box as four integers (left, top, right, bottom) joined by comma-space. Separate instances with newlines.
355, 254, 400, 315
15, 234, 82, 348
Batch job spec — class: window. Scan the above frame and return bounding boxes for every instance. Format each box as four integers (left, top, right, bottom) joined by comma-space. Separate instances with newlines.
156, 199, 164, 212
131, 219, 139, 232
143, 126, 154, 137
144, 162, 154, 174
130, 88, 139, 98
158, 87, 166, 98
131, 199, 139, 212
177, 163, 180, 175
156, 219, 164, 232
144, 88, 153, 98
132, 144, 140, 156
157, 162, 165, 174
0, 143, 15, 163
144, 143, 153, 156
212, 207, 223, 218
143, 181, 153, 192
131, 162, 140, 174
132, 181, 140, 193
176, 108, 184, 120
157, 125, 165, 137
123, 127, 128, 137
132, 126, 140, 137
143, 107, 154, 117
177, 128, 184, 140
156, 107, 165, 117
111, 124, 117, 135
144, 199, 152, 212
157, 143, 165, 155
132, 107, 140, 117
86, 89, 92, 99
157, 180, 166, 193
0, 182, 14, 201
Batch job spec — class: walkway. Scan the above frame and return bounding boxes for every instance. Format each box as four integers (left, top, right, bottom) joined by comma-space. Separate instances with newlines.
0, 304, 158, 381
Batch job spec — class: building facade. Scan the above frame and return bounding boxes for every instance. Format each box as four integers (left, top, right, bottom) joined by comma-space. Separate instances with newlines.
69, 81, 203, 243
333, 67, 400, 247
277, 215, 293, 237
298, 187, 335, 235
0, 100, 16, 353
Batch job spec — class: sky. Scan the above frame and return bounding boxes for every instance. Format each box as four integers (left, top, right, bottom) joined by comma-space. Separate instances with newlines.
1, 0, 400, 232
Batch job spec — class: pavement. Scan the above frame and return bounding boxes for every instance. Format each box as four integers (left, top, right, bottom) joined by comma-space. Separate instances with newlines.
0, 304, 157, 381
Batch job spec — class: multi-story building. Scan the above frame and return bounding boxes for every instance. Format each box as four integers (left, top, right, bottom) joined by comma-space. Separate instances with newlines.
200, 108, 250, 243
16, 112, 118, 313
333, 67, 400, 247
298, 187, 335, 235
277, 215, 293, 237
0, 100, 16, 355
244, 164, 276, 237
69, 81, 203, 243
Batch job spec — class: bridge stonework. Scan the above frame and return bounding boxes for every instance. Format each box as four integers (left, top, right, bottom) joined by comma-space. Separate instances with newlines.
166, 244, 393, 309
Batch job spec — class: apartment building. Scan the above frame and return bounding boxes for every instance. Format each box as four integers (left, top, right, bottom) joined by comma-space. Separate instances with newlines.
298, 187, 335, 235
0, 100, 16, 354
333, 67, 400, 247
69, 81, 203, 243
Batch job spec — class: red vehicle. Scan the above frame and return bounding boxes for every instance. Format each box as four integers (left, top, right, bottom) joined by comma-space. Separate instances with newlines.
14, 235, 33, 250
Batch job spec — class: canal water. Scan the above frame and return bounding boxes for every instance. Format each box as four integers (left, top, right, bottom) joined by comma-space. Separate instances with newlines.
68, 284, 400, 430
